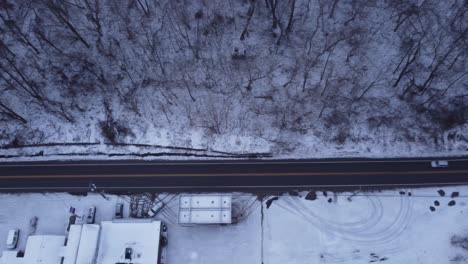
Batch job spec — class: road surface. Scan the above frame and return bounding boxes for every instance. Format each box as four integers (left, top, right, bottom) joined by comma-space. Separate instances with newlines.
0, 158, 467, 192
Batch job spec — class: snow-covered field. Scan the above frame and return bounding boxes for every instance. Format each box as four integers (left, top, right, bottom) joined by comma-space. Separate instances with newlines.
0, 187, 467, 263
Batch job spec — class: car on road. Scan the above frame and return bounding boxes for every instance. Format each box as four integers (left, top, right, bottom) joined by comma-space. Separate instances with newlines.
115, 203, 123, 219
6, 229, 19, 249
431, 160, 448, 168
86, 206, 96, 224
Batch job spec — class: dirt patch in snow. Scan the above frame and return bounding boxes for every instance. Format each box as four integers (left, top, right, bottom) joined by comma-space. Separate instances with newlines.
265, 197, 279, 209
305, 191, 317, 201
451, 235, 468, 250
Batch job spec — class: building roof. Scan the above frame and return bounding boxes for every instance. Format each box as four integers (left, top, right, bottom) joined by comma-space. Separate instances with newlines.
24, 235, 66, 264
0, 250, 24, 264
179, 194, 232, 224
2, 221, 163, 264
179, 208, 231, 224
75, 224, 100, 264
96, 220, 161, 264
180, 194, 231, 209
1, 236, 65, 264
61, 225, 82, 264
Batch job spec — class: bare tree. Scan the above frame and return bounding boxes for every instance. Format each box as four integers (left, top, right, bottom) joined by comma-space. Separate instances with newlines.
84, 0, 103, 38
136, 0, 150, 16
240, 0, 255, 41
0, 57, 43, 100
43, 0, 90, 48
0, 101, 27, 123
393, 39, 421, 89
0, 12, 40, 54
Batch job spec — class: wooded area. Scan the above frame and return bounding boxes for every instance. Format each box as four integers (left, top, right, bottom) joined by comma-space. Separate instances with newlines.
0, 0, 466, 157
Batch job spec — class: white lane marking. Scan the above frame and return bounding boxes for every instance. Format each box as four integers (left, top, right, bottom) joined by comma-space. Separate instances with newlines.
0, 158, 467, 167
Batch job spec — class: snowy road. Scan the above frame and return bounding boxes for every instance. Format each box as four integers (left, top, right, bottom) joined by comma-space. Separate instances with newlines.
0, 158, 467, 191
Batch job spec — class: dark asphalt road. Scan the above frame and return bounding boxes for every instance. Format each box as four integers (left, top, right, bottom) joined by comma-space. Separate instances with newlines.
0, 157, 467, 192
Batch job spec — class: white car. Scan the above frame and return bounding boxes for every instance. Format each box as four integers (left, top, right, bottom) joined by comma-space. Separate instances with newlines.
6, 229, 19, 249
148, 201, 164, 217
431, 160, 448, 168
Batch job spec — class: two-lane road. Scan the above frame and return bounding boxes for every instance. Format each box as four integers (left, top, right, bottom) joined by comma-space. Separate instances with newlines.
0, 158, 467, 192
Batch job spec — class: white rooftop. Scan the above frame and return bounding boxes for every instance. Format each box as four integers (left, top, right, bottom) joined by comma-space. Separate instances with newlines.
0, 250, 24, 264
75, 224, 100, 264
96, 220, 162, 264
24, 236, 66, 264
61, 225, 82, 264
179, 194, 232, 224
8, 235, 66, 264
180, 194, 231, 209
179, 208, 231, 224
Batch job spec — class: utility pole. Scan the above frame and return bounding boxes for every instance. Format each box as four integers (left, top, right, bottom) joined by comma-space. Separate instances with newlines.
89, 181, 109, 200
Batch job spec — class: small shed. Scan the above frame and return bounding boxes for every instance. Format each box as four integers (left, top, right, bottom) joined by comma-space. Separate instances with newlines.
178, 194, 232, 224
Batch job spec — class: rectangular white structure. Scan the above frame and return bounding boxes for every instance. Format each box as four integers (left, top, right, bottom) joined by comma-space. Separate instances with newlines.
179, 194, 232, 224
76, 224, 100, 264
96, 220, 162, 264
180, 194, 231, 209
0, 250, 24, 264
24, 236, 66, 264
61, 225, 82, 264
179, 208, 231, 224
1, 236, 66, 264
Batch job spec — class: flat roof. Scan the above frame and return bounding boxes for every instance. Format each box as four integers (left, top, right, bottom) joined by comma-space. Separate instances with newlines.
62, 225, 82, 264
96, 220, 161, 264
179, 208, 231, 224
76, 224, 100, 264
24, 235, 66, 264
179, 194, 232, 224
180, 194, 231, 209
0, 251, 24, 264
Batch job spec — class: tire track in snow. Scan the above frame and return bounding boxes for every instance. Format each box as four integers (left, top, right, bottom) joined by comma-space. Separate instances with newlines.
274, 194, 414, 252
286, 196, 384, 233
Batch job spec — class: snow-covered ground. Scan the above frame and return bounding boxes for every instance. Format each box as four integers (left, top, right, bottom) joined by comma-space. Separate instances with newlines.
0, 187, 467, 263
1, 0, 467, 161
